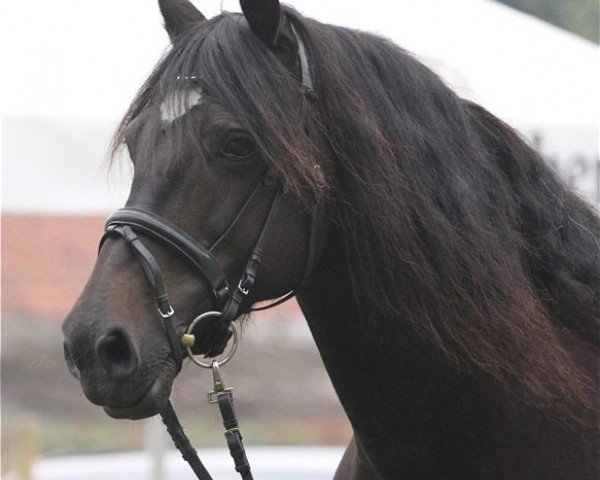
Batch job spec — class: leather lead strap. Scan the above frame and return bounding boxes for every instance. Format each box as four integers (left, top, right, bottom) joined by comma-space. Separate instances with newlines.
217, 392, 253, 480
161, 401, 213, 480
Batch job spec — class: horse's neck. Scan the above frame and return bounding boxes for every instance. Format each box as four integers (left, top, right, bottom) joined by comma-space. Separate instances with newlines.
296, 237, 596, 479
296, 241, 467, 477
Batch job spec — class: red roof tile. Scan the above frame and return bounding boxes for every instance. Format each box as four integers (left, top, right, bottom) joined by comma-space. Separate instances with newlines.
2, 215, 106, 321
2, 215, 302, 323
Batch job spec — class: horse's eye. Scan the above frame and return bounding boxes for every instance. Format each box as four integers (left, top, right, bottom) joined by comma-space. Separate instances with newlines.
222, 136, 254, 159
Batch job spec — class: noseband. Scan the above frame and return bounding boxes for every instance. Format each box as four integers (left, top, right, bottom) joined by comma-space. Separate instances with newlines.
99, 21, 317, 480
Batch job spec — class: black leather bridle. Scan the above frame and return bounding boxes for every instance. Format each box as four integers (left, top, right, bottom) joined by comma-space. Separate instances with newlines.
98, 21, 318, 480
101, 172, 291, 365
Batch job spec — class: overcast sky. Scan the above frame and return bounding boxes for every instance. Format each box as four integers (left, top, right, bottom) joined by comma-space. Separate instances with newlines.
2, 0, 598, 212
2, 0, 597, 122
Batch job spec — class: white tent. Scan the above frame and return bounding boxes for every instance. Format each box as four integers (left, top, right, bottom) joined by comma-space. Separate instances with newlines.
2, 0, 598, 212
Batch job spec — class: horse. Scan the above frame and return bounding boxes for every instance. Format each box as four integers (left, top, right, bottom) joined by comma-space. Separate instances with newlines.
62, 0, 600, 478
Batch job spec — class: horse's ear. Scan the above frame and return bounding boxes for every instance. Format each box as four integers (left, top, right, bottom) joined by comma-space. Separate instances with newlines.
159, 0, 206, 42
240, 0, 300, 75
240, 0, 283, 47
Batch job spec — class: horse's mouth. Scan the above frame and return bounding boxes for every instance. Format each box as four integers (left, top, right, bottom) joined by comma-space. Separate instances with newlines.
103, 376, 171, 420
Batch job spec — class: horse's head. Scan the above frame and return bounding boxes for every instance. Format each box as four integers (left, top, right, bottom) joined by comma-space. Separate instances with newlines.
62, 0, 327, 419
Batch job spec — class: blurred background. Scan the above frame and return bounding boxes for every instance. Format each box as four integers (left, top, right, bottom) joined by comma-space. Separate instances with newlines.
2, 0, 598, 478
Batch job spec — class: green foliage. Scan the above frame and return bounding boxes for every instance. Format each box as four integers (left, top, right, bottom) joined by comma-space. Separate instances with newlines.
496, 0, 599, 43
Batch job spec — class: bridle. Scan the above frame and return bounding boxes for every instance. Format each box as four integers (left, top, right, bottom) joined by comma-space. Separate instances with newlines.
101, 171, 304, 363
99, 21, 318, 480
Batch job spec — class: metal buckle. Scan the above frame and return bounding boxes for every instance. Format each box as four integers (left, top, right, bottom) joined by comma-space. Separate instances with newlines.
208, 388, 234, 404
237, 279, 250, 296
158, 305, 175, 318
207, 360, 233, 404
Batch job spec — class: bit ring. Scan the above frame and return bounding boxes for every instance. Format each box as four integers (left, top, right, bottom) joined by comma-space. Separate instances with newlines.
184, 311, 238, 368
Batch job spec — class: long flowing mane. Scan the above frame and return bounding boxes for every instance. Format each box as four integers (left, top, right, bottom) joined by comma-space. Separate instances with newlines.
112, 8, 599, 427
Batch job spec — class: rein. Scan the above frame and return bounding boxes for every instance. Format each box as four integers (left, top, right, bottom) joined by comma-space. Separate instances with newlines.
99, 21, 316, 480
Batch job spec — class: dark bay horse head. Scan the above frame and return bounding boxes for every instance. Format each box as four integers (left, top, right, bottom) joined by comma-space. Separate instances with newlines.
62, 0, 327, 419
62, 5, 599, 474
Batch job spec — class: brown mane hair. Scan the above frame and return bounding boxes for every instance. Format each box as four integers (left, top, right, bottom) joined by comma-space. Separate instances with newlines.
112, 9, 599, 428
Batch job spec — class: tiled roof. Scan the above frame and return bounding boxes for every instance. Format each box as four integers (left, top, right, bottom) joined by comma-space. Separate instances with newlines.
2, 215, 301, 323
2, 215, 106, 321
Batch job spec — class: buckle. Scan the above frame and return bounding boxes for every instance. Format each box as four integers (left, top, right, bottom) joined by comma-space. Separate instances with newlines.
237, 278, 250, 296
208, 388, 234, 405
238, 271, 257, 296
158, 304, 175, 318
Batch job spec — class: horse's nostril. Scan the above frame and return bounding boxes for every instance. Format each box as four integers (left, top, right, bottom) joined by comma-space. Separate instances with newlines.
95, 327, 138, 380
